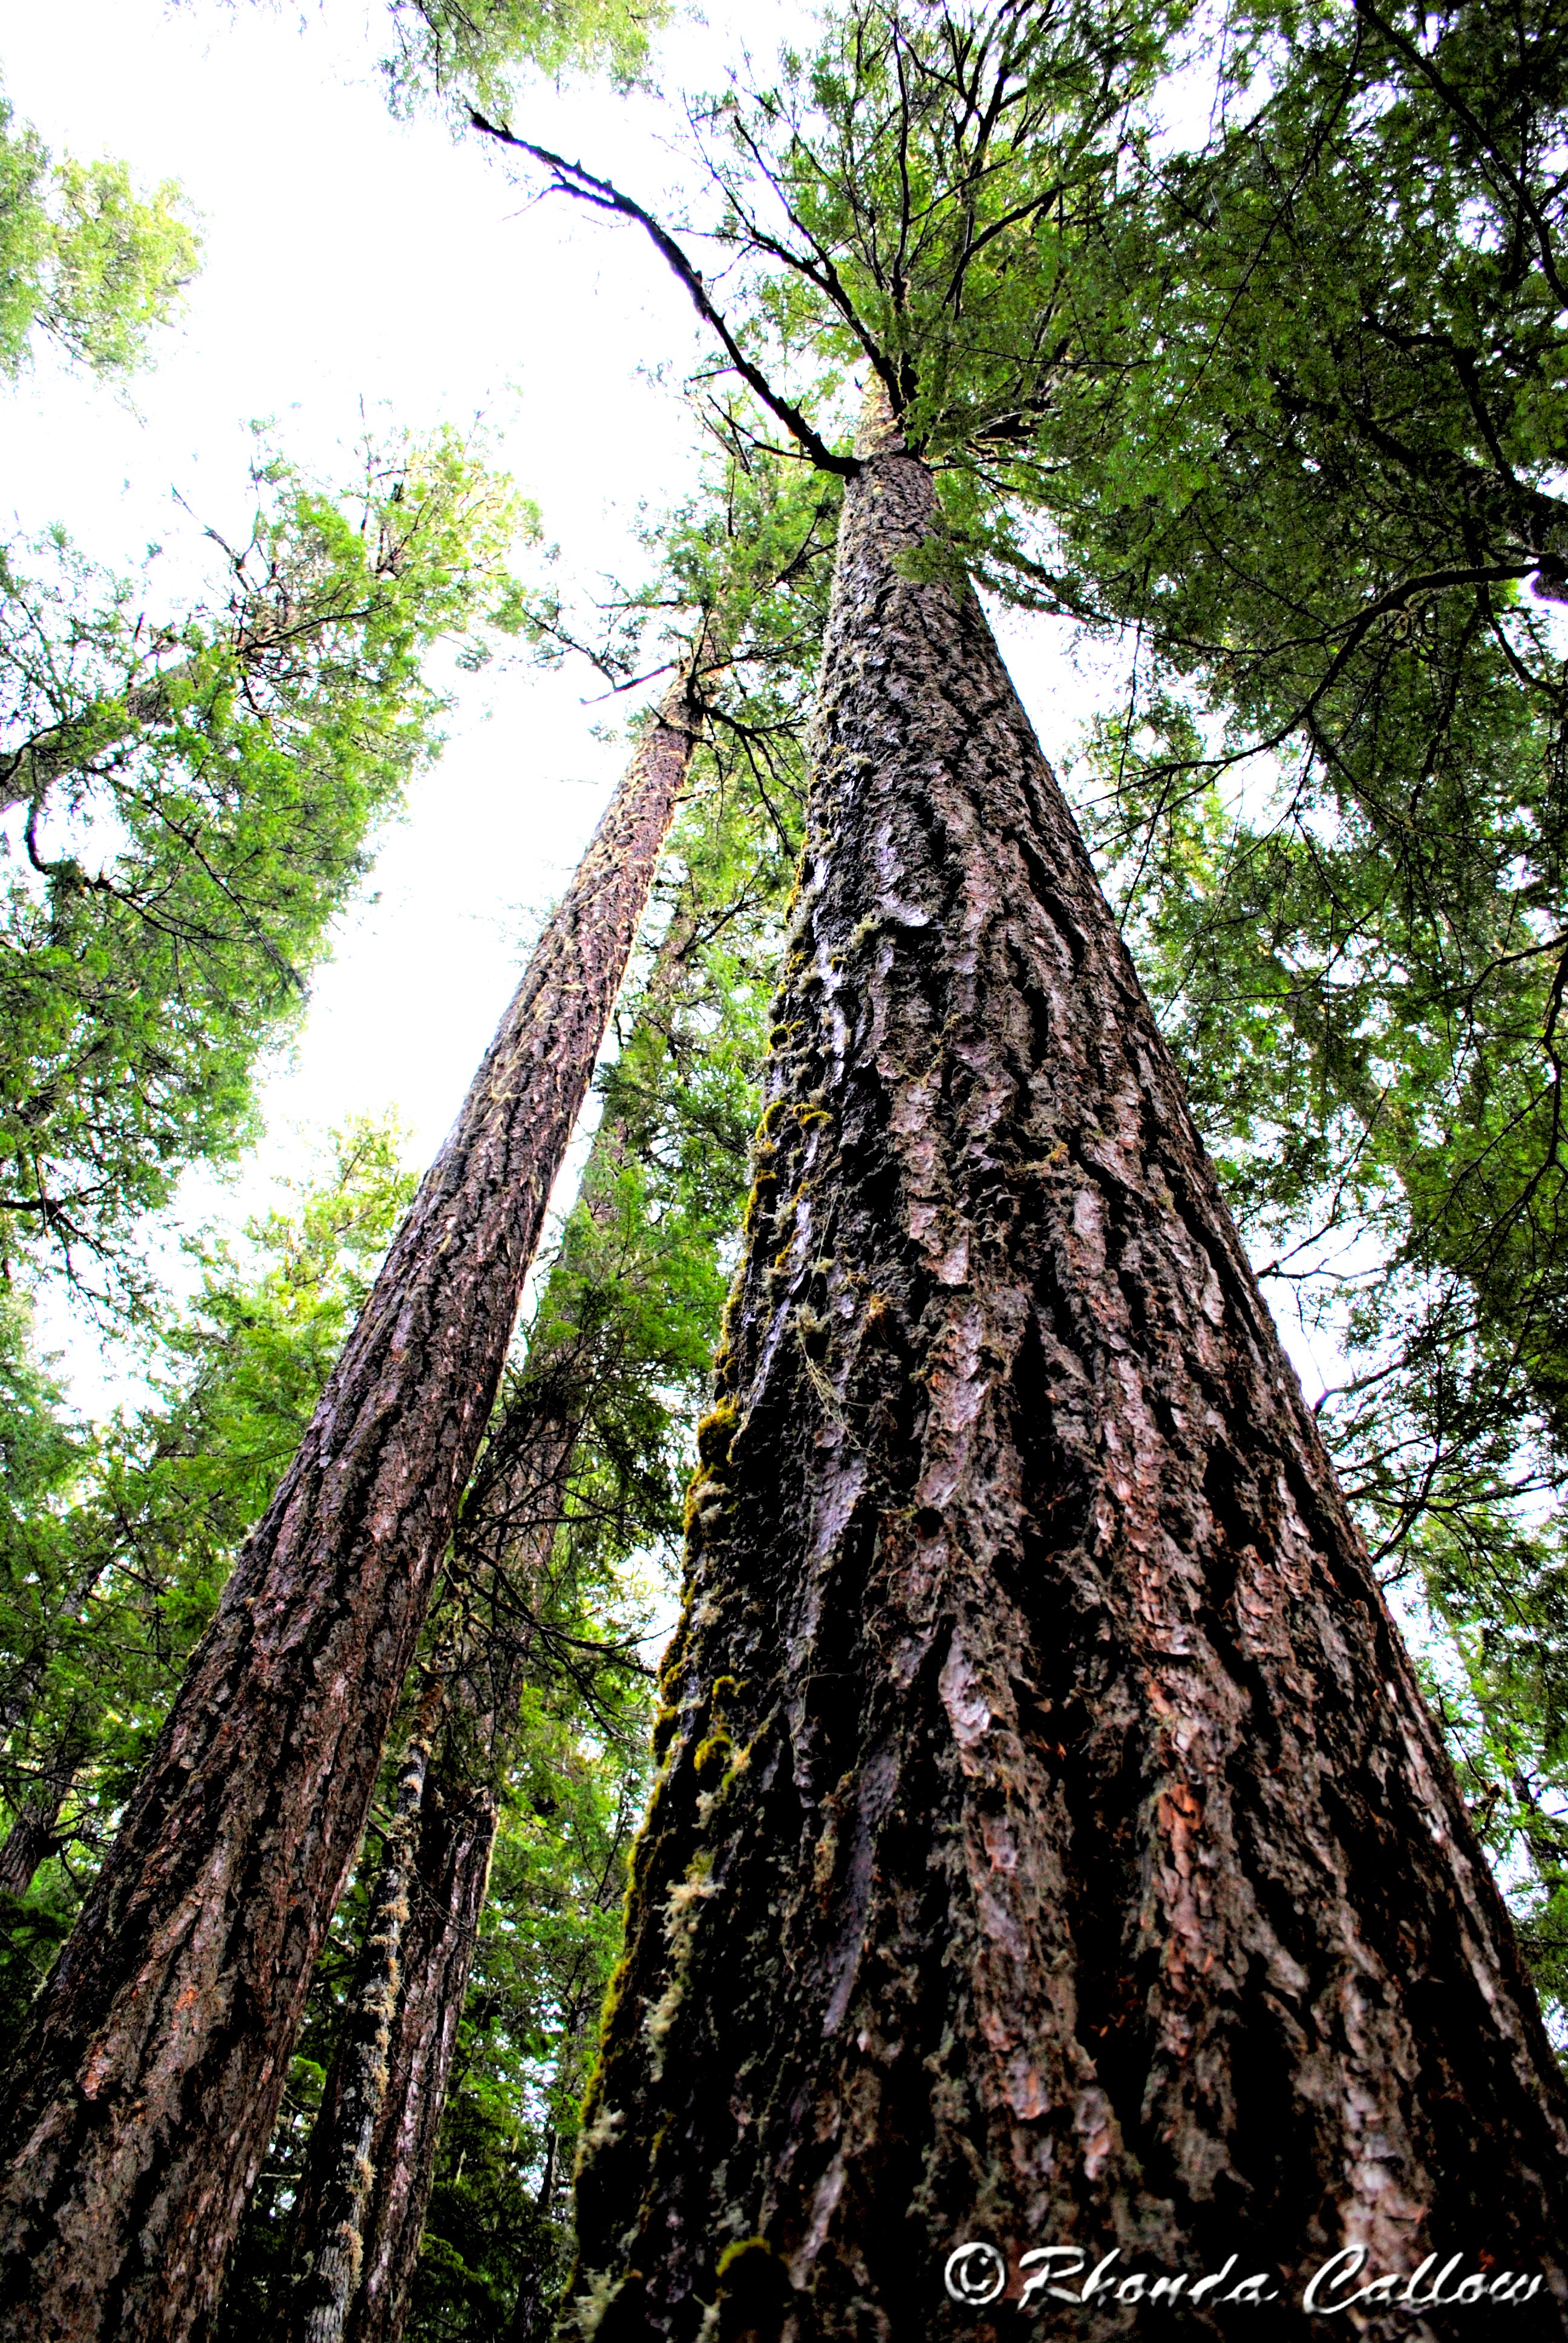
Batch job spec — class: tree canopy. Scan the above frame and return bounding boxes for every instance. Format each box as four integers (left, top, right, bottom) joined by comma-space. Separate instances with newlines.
4, 2, 1568, 2335
0, 77, 199, 379
1, 427, 541, 1303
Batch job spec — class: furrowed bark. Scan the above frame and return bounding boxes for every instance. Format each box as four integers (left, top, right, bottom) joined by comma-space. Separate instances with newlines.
284, 1411, 573, 2343
291, 816, 749, 2343
560, 405, 1568, 2342
0, 655, 713, 2343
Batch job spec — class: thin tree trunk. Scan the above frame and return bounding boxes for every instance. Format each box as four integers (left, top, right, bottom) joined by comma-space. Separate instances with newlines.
502, 2123, 559, 2343
558, 402, 1568, 2342
0, 652, 714, 2343
285, 1674, 445, 2343
0, 1742, 83, 1899
288, 782, 759, 2343
333, 1757, 498, 2343
0, 1794, 64, 1901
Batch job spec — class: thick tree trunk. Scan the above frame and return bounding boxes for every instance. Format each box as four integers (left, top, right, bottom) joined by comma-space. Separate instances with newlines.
559, 408, 1568, 2342
0, 657, 713, 2343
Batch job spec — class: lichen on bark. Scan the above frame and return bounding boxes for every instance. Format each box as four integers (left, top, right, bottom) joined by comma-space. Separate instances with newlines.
559, 411, 1568, 2342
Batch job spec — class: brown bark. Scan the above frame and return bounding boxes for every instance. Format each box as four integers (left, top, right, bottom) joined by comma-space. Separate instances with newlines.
559, 407, 1568, 2342
285, 1676, 446, 2343
283, 1412, 573, 2343
290, 850, 739, 2343
0, 1743, 84, 1899
0, 1797, 64, 1902
0, 655, 713, 2343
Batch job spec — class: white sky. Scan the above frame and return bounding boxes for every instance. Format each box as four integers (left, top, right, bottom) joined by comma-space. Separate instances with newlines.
1, 0, 1336, 1414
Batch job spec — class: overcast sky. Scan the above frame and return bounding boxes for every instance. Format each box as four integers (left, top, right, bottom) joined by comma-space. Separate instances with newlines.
4, 0, 1324, 1409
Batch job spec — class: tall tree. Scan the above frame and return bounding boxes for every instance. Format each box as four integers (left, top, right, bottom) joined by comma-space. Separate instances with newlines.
270, 448, 827, 2343
989, 0, 1568, 2025
1, 428, 536, 1303
563, 381, 1568, 2343
0, 615, 714, 2340
466, 4, 1568, 2327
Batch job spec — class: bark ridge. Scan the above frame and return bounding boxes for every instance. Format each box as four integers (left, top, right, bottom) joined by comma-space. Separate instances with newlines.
562, 432, 1568, 2342
0, 666, 707, 2343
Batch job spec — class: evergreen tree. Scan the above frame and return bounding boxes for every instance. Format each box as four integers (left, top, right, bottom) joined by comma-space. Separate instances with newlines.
0, 608, 714, 2338
1, 430, 539, 1302
264, 445, 829, 2343
0, 79, 198, 379
987, 0, 1568, 2033
467, 6, 1568, 2327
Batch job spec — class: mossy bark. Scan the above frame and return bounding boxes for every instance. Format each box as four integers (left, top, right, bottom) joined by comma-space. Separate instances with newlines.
333, 1760, 498, 2343
284, 1677, 445, 2343
305, 837, 744, 2343
0, 660, 711, 2343
559, 411, 1568, 2342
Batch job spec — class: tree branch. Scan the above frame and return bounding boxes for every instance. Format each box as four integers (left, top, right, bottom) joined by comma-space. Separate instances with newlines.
469, 114, 859, 480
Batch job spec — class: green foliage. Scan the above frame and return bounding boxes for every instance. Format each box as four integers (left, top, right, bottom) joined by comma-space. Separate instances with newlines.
379, 0, 668, 115
0, 82, 199, 378
495, 0, 1568, 2043
0, 426, 541, 1303
0, 1121, 416, 2049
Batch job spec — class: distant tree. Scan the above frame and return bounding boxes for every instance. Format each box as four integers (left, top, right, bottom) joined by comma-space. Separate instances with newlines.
0, 428, 538, 1303
0, 79, 198, 378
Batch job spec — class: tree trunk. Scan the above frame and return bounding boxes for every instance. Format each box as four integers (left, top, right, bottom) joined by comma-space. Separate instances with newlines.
333, 1758, 498, 2343
0, 1742, 83, 1899
281, 1408, 574, 2343
558, 405, 1568, 2342
0, 655, 714, 2343
0, 1795, 64, 1902
502, 2122, 560, 2343
284, 1674, 445, 2343
288, 823, 754, 2343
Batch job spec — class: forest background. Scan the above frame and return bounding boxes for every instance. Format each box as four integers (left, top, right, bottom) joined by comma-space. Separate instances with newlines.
3, 0, 1567, 2337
